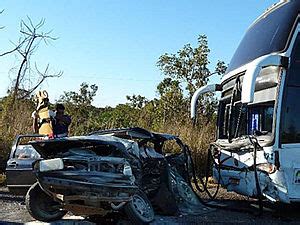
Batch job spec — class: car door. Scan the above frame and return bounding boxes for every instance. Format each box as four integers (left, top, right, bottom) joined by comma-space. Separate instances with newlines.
6, 143, 41, 195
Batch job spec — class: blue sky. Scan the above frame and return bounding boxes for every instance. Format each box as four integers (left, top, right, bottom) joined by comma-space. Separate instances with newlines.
0, 0, 277, 107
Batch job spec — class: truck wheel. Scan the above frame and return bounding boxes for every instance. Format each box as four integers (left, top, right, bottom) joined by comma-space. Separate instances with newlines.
124, 191, 154, 225
25, 182, 67, 222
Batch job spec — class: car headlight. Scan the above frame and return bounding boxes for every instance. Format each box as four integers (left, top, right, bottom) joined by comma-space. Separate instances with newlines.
123, 164, 132, 176
39, 158, 64, 172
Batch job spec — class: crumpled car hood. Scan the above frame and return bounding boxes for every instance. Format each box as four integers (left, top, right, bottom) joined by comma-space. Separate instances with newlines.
30, 135, 131, 158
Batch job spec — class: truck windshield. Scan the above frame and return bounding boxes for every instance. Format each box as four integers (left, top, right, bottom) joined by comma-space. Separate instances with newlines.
218, 66, 279, 141
226, 1, 300, 73
218, 101, 274, 140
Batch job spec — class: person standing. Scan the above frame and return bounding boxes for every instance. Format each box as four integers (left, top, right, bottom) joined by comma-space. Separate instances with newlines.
32, 90, 55, 137
53, 104, 71, 138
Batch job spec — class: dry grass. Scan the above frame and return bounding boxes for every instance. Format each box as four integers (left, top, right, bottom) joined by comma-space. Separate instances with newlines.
157, 120, 216, 174
0, 99, 34, 159
0, 97, 216, 175
0, 174, 6, 185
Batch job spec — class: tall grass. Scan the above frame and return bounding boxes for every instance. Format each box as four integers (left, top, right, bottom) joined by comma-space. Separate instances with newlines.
157, 120, 216, 175
0, 98, 216, 175
0, 98, 34, 160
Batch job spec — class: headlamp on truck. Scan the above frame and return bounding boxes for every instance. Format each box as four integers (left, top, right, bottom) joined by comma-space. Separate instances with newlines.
256, 163, 276, 174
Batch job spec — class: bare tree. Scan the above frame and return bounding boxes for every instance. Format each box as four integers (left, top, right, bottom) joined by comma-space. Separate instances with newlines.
3, 17, 62, 106
10, 17, 62, 104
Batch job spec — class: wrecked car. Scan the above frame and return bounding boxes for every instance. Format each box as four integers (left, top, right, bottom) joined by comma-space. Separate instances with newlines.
25, 127, 203, 224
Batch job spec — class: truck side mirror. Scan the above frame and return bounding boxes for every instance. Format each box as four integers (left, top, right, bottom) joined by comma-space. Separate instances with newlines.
190, 84, 221, 119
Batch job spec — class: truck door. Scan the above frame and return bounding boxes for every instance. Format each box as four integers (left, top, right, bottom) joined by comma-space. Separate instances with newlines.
280, 33, 300, 200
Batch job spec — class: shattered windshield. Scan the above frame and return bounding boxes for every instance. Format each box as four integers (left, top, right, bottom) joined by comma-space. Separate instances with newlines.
218, 66, 280, 143
218, 100, 274, 140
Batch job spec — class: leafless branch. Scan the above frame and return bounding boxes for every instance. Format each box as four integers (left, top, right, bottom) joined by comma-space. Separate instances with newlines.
18, 63, 63, 99
7, 17, 62, 105
0, 9, 4, 29
0, 39, 27, 57
35, 18, 45, 30
21, 19, 33, 34
27, 16, 35, 29
0, 45, 21, 57
35, 63, 63, 78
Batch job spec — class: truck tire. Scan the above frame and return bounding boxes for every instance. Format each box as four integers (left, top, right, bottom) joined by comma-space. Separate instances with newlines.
124, 191, 154, 225
25, 182, 67, 222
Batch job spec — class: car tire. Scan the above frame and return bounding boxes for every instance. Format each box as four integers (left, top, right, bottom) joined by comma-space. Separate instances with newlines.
25, 182, 67, 222
124, 191, 154, 225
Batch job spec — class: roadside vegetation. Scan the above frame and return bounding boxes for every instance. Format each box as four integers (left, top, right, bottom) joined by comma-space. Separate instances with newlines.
0, 13, 226, 174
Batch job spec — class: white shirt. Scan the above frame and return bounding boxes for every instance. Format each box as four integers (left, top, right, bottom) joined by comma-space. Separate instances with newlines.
32, 110, 56, 119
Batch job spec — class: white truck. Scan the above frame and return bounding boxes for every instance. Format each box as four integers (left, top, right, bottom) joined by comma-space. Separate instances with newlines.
191, 0, 300, 203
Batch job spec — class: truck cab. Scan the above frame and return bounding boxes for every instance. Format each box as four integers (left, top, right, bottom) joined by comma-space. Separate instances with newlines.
191, 1, 300, 203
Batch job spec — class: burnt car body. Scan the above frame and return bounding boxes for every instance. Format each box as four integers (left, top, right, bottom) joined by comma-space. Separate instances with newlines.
25, 127, 202, 224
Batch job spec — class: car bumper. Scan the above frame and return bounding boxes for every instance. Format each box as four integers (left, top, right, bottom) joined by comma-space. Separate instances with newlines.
36, 170, 138, 202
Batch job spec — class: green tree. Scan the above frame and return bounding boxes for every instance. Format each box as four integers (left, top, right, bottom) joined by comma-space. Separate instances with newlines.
157, 35, 227, 125
156, 78, 185, 124
59, 82, 99, 135
126, 94, 148, 109
137, 99, 160, 130
60, 82, 98, 106
157, 35, 226, 97
110, 104, 139, 128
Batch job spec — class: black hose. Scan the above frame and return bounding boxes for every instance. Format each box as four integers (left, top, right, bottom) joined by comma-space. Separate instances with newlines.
185, 144, 221, 199
183, 138, 265, 215
248, 136, 263, 215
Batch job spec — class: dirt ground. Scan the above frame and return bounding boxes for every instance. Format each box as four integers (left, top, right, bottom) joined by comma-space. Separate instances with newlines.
1, 185, 300, 225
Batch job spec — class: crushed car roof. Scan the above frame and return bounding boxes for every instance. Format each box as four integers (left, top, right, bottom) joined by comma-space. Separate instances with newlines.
30, 135, 130, 158
29, 127, 178, 158
89, 127, 177, 141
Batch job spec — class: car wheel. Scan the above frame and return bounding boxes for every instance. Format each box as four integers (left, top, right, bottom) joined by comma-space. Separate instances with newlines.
25, 182, 67, 222
124, 191, 154, 225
